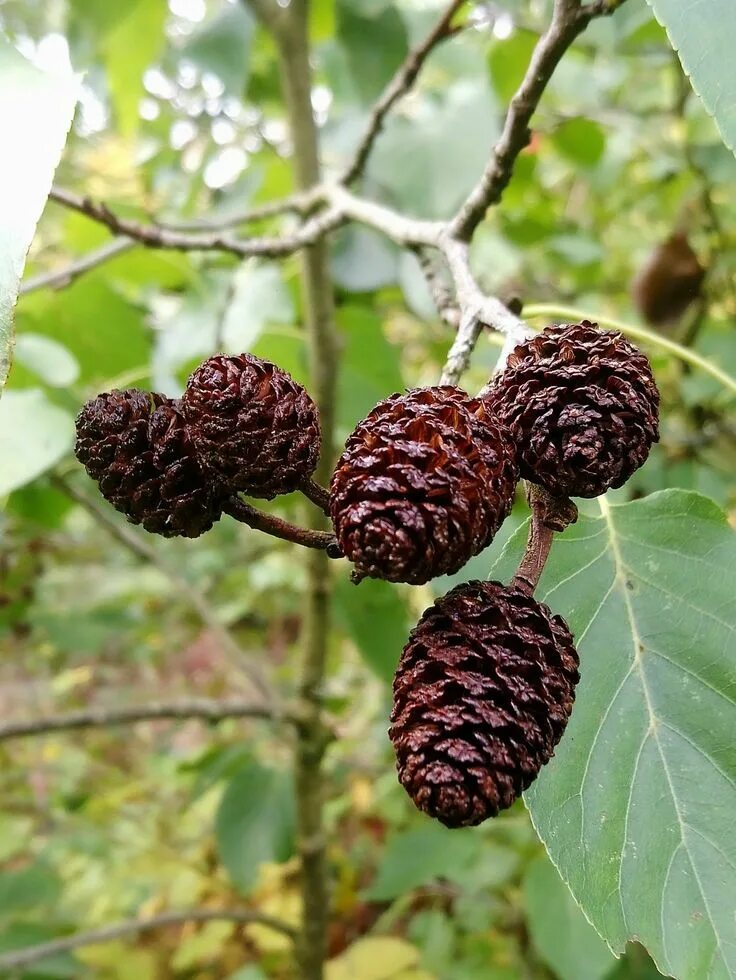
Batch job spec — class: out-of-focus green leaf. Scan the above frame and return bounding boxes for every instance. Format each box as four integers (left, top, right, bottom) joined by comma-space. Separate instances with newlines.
0, 860, 62, 914
524, 855, 614, 980
337, 305, 404, 435
0, 389, 74, 496
13, 334, 80, 388
334, 576, 410, 682
18, 273, 151, 391
365, 825, 481, 900
0, 37, 78, 397
491, 490, 736, 980
488, 29, 537, 102
331, 227, 397, 293
337, 0, 408, 104
553, 117, 606, 168
215, 759, 295, 894
645, 0, 736, 156
70, 0, 165, 135
183, 3, 256, 96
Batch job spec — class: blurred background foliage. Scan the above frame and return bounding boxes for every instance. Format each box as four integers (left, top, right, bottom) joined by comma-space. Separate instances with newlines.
0, 0, 733, 976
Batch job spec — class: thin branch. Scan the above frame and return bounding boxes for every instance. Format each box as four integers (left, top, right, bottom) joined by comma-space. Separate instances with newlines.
0, 908, 297, 972
156, 187, 322, 232
0, 698, 294, 742
53, 476, 276, 705
513, 485, 578, 594
326, 184, 442, 247
415, 247, 460, 328
451, 0, 618, 240
223, 497, 340, 555
300, 478, 331, 516
340, 0, 467, 184
20, 238, 136, 296
49, 186, 343, 259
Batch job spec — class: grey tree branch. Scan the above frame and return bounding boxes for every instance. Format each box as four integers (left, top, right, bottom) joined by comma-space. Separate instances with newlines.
451, 0, 617, 240
49, 186, 344, 259
0, 698, 295, 742
20, 238, 136, 296
53, 476, 276, 706
0, 908, 296, 973
340, 0, 467, 184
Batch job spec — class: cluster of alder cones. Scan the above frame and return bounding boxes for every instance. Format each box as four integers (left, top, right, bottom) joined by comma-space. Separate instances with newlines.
76, 320, 660, 828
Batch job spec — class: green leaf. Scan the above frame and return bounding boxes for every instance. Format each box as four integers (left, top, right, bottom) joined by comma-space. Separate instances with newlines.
488, 29, 538, 103
491, 490, 736, 980
337, 304, 404, 436
0, 389, 75, 496
337, 0, 408, 104
70, 0, 165, 135
334, 576, 411, 682
645, 0, 736, 156
215, 759, 295, 894
0, 37, 78, 397
552, 117, 606, 168
183, 3, 256, 97
0, 860, 62, 915
524, 855, 615, 980
365, 825, 481, 901
13, 334, 80, 388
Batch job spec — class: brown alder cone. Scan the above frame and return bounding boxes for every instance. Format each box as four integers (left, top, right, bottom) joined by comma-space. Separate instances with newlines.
75, 390, 225, 537
390, 580, 579, 828
632, 231, 705, 327
329, 387, 519, 584
483, 321, 659, 498
182, 353, 321, 499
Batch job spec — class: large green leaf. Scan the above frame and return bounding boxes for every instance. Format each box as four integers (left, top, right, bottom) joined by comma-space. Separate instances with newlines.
0, 389, 75, 496
0, 38, 78, 397
215, 759, 295, 894
491, 490, 736, 980
645, 0, 736, 156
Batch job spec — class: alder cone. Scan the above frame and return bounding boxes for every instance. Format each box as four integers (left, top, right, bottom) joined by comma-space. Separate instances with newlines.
390, 580, 579, 828
182, 353, 320, 499
632, 231, 705, 327
329, 387, 518, 585
75, 390, 224, 537
483, 321, 659, 498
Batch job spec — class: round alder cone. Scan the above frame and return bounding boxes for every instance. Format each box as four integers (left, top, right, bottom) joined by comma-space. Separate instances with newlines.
483, 321, 659, 498
75, 390, 224, 537
390, 580, 579, 828
182, 353, 321, 499
329, 387, 518, 585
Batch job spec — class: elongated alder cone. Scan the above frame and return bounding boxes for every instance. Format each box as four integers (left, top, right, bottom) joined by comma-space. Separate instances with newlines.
75, 390, 224, 537
632, 231, 705, 327
182, 353, 321, 499
390, 580, 579, 828
483, 321, 659, 498
329, 387, 518, 585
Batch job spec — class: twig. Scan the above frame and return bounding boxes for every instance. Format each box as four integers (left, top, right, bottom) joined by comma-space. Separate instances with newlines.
513, 485, 578, 594
451, 0, 618, 240
53, 476, 276, 705
300, 478, 331, 516
340, 0, 467, 184
20, 238, 136, 295
415, 247, 461, 328
49, 186, 344, 259
157, 187, 321, 231
223, 497, 340, 555
0, 908, 297, 972
0, 698, 295, 742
